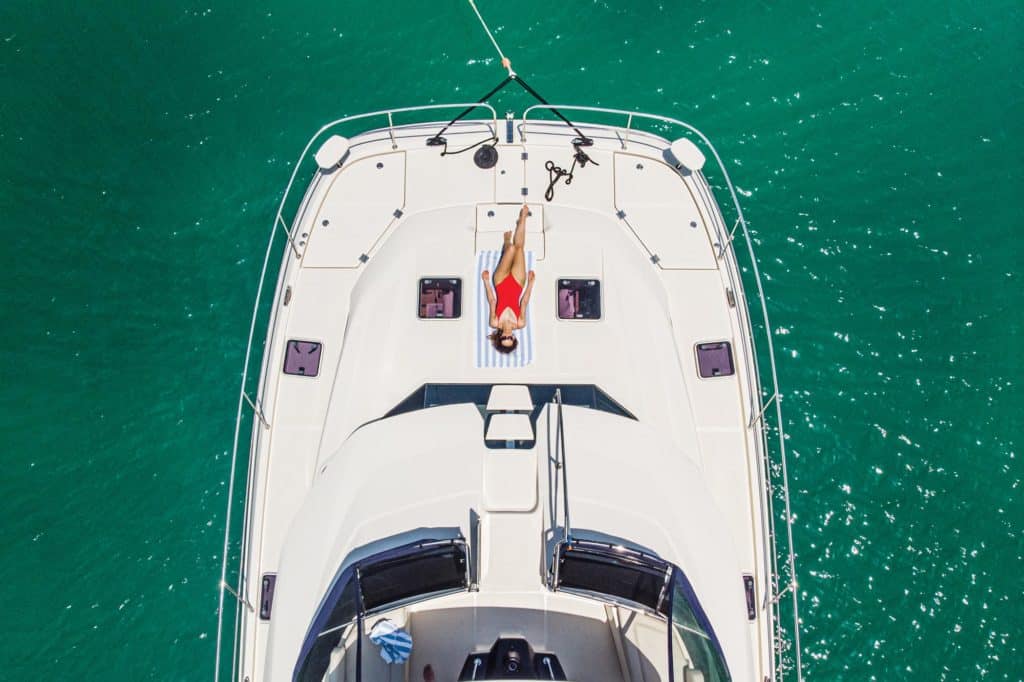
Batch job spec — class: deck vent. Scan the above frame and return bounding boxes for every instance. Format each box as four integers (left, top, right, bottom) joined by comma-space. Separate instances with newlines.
283, 340, 322, 377
259, 573, 277, 620
696, 342, 735, 378
743, 574, 756, 621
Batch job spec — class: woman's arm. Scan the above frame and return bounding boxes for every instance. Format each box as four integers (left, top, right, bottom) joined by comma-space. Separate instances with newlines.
482, 270, 498, 327
517, 271, 536, 328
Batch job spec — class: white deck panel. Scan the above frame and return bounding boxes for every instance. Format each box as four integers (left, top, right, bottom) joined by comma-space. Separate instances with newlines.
614, 152, 718, 269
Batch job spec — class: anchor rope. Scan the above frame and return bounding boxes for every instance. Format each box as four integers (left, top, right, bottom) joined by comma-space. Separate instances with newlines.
467, 0, 515, 76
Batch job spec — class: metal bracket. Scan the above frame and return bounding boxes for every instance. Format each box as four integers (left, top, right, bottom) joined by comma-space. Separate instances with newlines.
616, 210, 626, 219
521, 187, 529, 196
521, 151, 529, 160
393, 208, 403, 218
650, 254, 660, 265
358, 254, 369, 263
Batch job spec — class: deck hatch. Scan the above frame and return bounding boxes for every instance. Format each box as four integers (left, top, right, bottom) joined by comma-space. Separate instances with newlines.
695, 341, 734, 378
418, 278, 462, 319
283, 340, 322, 377
558, 279, 602, 319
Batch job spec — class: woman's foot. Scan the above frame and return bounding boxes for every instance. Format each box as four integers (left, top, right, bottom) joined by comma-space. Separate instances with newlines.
503, 230, 513, 247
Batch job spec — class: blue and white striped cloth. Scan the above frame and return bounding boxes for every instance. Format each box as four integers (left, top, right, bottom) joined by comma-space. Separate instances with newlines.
369, 619, 413, 664
476, 249, 535, 368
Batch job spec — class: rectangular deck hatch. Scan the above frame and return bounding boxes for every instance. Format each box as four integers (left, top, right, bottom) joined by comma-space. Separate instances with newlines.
418, 278, 462, 319
557, 279, 601, 320
283, 340, 322, 377
695, 341, 734, 378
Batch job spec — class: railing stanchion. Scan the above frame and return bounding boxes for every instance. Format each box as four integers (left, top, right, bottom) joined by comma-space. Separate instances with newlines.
623, 113, 633, 149
243, 392, 270, 429
221, 581, 255, 613
749, 393, 779, 429
387, 112, 398, 150
276, 214, 301, 259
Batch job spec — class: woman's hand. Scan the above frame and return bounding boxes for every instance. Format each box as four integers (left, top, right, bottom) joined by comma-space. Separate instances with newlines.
481, 269, 490, 282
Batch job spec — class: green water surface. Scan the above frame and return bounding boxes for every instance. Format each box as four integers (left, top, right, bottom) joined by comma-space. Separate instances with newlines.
1, 1, 1020, 679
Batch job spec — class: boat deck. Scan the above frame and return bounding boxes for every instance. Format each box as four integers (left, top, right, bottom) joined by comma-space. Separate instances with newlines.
232, 114, 779, 681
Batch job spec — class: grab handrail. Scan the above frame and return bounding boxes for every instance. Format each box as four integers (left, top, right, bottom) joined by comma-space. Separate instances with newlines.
213, 102, 497, 682
522, 104, 803, 681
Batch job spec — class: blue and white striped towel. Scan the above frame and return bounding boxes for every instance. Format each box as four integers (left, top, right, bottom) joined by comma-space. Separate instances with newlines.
476, 249, 535, 368
369, 619, 413, 664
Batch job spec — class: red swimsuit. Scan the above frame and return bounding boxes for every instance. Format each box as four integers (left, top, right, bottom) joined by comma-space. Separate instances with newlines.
494, 275, 524, 320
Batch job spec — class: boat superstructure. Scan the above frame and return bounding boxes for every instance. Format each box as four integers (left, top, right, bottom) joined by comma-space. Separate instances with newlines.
214, 102, 801, 682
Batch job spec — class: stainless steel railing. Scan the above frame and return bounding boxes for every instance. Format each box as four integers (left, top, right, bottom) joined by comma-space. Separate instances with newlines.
215, 101, 801, 681
521, 104, 802, 681
213, 103, 498, 682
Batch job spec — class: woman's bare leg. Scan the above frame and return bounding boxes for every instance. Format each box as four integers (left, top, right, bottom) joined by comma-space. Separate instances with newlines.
510, 208, 528, 284
513, 209, 527, 249
511, 246, 527, 285
493, 230, 516, 283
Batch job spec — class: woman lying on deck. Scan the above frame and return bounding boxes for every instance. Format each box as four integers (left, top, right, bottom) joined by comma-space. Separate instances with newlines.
481, 204, 536, 354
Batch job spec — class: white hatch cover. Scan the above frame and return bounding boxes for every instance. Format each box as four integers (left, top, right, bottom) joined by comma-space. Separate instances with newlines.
304, 152, 406, 268
613, 152, 716, 270
313, 135, 350, 170
486, 385, 534, 412
669, 137, 706, 172
485, 413, 534, 441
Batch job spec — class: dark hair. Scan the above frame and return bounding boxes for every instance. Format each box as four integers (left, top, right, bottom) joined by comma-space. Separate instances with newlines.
490, 330, 518, 354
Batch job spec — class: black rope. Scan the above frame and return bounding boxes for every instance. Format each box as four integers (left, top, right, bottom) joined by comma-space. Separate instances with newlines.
512, 75, 591, 144
544, 143, 600, 202
434, 134, 498, 157
428, 76, 513, 144
428, 74, 591, 147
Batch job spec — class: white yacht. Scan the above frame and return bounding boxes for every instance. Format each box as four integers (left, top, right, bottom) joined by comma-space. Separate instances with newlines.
214, 98, 801, 682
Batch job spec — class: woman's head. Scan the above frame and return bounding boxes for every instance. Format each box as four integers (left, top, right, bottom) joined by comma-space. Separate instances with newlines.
490, 329, 518, 354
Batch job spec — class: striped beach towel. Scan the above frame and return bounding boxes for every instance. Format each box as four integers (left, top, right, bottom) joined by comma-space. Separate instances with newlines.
476, 250, 535, 368
369, 619, 412, 664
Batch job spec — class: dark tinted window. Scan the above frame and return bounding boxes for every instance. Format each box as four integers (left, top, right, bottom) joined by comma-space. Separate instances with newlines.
295, 572, 360, 682
384, 383, 636, 421
557, 543, 669, 613
360, 542, 468, 612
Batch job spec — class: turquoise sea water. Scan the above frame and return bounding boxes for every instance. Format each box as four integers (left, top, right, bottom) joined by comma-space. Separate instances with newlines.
1, 1, 1020, 679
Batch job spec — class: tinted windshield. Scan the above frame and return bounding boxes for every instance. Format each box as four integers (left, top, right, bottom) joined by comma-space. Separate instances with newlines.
359, 541, 468, 611
668, 568, 731, 682
294, 538, 469, 682
555, 541, 670, 613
